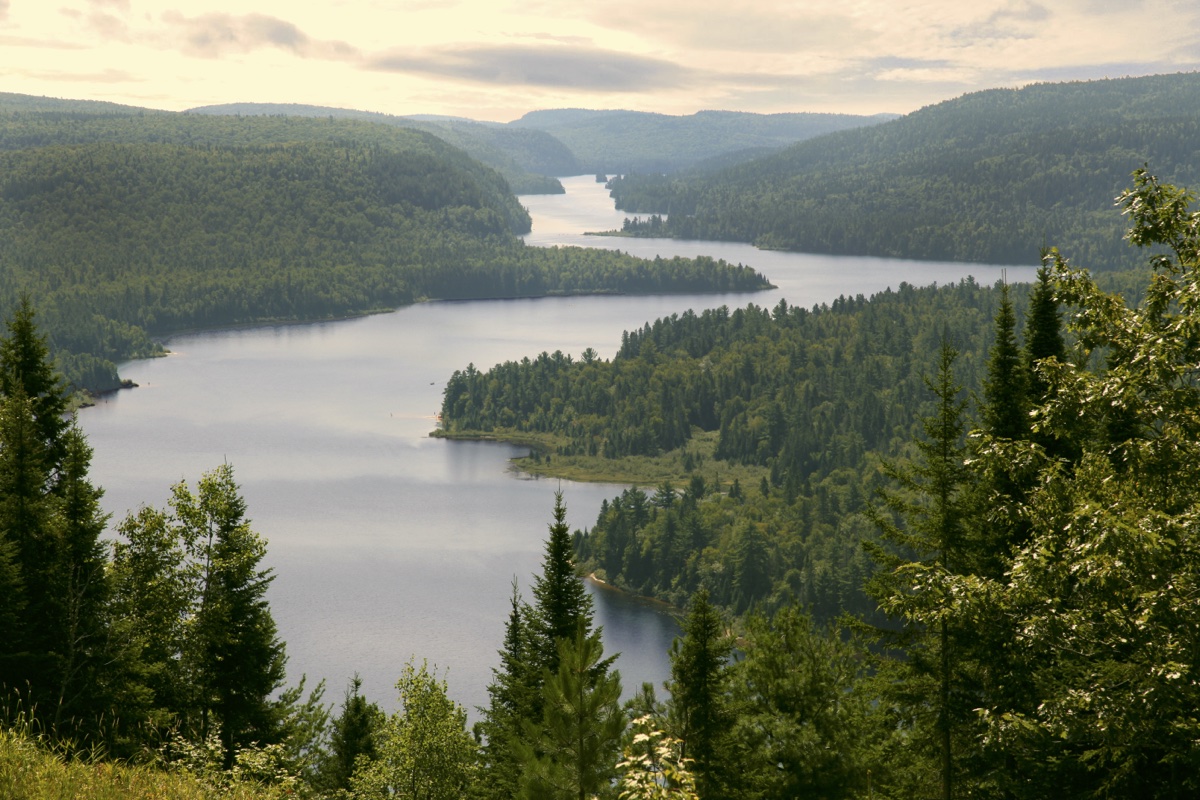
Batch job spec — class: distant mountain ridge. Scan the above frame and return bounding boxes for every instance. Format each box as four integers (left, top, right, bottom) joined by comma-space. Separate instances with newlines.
609, 72, 1200, 270
509, 107, 898, 174
188, 102, 896, 181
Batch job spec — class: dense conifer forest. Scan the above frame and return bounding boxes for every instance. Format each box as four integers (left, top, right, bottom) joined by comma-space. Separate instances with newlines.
610, 72, 1200, 270
0, 96, 769, 393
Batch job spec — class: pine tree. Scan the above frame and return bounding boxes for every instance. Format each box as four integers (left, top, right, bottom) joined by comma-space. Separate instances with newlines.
665, 588, 732, 800
173, 464, 287, 768
0, 296, 69, 475
865, 339, 973, 800
981, 282, 1028, 441
517, 625, 625, 800
319, 675, 384, 794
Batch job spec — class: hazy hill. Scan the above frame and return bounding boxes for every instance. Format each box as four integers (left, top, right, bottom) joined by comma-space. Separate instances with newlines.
187, 102, 574, 193
609, 72, 1200, 270
510, 108, 897, 174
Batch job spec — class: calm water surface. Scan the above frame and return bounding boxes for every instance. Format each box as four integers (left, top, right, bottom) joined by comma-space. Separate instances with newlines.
78, 176, 1035, 714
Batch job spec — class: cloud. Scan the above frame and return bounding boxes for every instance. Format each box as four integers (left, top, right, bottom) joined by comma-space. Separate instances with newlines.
592, 4, 877, 54
364, 44, 695, 91
0, 0, 9, 20
20, 68, 140, 84
0, 34, 89, 50
87, 0, 130, 10
160, 11, 360, 61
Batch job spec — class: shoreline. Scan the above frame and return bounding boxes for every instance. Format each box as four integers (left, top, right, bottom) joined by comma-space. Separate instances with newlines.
585, 572, 686, 621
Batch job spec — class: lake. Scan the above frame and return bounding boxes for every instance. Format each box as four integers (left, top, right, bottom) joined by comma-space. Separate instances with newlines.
77, 175, 1036, 715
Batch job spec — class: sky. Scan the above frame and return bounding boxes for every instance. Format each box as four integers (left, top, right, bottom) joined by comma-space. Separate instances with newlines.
2, 0, 1198, 122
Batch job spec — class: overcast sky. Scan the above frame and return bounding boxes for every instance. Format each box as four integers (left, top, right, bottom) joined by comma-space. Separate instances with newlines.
2, 0, 1198, 121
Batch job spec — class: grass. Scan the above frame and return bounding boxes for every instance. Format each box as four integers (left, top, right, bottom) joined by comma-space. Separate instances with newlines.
0, 729, 289, 800
433, 427, 771, 488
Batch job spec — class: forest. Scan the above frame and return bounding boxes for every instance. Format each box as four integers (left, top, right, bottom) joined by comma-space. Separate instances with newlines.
6, 153, 1200, 798
0, 98, 769, 394
609, 72, 1200, 271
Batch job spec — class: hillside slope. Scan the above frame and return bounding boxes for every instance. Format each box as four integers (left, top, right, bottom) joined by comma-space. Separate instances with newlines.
610, 72, 1200, 269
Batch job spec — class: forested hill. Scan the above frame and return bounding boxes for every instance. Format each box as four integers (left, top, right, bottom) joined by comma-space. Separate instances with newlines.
609, 72, 1200, 270
0, 99, 770, 393
187, 102, 575, 194
510, 108, 896, 174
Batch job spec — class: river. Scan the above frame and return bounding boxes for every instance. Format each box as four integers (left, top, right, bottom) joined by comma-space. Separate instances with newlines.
76, 175, 1036, 716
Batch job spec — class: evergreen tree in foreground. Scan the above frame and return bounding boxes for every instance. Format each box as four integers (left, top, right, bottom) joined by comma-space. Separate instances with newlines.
865, 339, 974, 800
665, 588, 733, 800
173, 464, 288, 769
517, 625, 624, 800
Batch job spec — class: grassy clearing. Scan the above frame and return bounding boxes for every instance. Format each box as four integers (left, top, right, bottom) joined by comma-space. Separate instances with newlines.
434, 427, 770, 489
0, 730, 287, 800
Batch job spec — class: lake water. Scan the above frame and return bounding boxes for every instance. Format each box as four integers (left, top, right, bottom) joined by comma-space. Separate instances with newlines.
77, 175, 1036, 716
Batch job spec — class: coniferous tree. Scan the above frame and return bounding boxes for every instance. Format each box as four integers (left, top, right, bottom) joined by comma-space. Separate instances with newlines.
865, 339, 974, 800
0, 296, 69, 475
48, 426, 110, 732
1022, 263, 1066, 405
665, 588, 732, 800
480, 582, 539, 800
0, 385, 57, 702
173, 464, 288, 768
517, 625, 624, 800
529, 491, 595, 675
318, 675, 384, 794
981, 282, 1028, 442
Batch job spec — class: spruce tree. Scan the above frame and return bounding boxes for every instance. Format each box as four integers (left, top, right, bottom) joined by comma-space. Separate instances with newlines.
865, 340, 973, 800
666, 588, 733, 800
173, 464, 287, 768
0, 296, 69, 475
528, 491, 595, 676
48, 427, 110, 732
480, 582, 539, 800
981, 282, 1028, 441
0, 386, 57, 701
517, 625, 624, 800
319, 675, 384, 794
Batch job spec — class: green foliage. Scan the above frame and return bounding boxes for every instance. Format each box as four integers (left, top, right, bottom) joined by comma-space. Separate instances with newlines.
316, 675, 384, 795
954, 169, 1200, 797
727, 606, 885, 800
0, 727, 296, 800
516, 626, 625, 800
615, 716, 698, 800
664, 589, 733, 799
610, 73, 1200, 270
351, 660, 478, 800
184, 101, 575, 193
